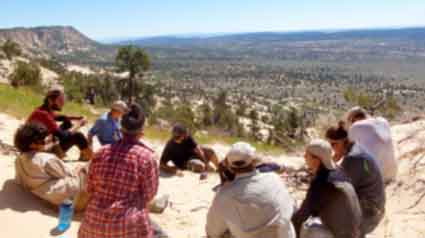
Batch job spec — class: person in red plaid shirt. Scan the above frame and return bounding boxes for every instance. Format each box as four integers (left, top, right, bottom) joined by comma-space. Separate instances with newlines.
79, 103, 165, 238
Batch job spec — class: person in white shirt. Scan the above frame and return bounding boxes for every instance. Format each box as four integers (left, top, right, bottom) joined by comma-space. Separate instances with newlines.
206, 142, 296, 238
346, 106, 398, 183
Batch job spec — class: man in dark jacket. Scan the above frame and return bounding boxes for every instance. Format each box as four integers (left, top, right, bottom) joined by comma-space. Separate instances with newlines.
326, 123, 386, 237
292, 139, 362, 238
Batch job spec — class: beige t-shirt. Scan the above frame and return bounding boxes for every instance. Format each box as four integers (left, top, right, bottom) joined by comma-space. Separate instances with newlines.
15, 152, 83, 206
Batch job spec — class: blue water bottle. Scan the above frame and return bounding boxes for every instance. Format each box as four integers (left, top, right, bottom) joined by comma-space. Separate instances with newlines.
57, 199, 74, 232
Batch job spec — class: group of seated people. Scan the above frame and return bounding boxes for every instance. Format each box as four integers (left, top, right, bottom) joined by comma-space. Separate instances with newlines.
207, 107, 395, 238
12, 85, 397, 238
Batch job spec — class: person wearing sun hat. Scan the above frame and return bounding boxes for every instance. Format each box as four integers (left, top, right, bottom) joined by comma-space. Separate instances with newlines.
292, 139, 362, 238
88, 100, 128, 146
206, 142, 296, 238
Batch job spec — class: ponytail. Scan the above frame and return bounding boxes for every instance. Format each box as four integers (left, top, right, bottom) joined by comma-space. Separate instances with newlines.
326, 120, 348, 141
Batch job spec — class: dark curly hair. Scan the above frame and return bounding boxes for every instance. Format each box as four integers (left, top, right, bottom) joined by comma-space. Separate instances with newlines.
14, 123, 49, 152
43, 89, 62, 107
325, 121, 348, 141
172, 123, 188, 137
121, 103, 146, 135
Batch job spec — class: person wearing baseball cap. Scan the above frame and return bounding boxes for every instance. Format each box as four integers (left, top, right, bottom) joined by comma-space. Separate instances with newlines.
292, 139, 362, 238
206, 142, 296, 238
27, 84, 92, 161
88, 100, 128, 146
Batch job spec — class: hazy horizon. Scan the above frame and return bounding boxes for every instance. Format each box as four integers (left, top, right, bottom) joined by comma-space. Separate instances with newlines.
97, 24, 425, 42
1, 0, 425, 40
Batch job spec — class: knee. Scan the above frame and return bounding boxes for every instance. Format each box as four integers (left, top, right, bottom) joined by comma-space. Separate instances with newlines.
202, 147, 216, 157
188, 160, 206, 173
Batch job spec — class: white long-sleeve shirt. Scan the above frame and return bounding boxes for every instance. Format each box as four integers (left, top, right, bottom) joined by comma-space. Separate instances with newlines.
206, 170, 296, 238
348, 117, 398, 182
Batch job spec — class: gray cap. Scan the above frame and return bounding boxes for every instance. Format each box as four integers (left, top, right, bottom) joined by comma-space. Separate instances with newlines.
46, 84, 64, 97
226, 142, 256, 168
111, 100, 128, 113
306, 139, 336, 170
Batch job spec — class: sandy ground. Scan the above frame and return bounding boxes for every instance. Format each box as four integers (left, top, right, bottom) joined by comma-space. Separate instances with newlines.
1, 112, 425, 238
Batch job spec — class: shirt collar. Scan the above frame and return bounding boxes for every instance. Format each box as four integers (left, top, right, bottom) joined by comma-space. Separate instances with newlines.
122, 135, 140, 144
39, 105, 54, 114
107, 112, 119, 122
338, 143, 363, 165
121, 136, 155, 153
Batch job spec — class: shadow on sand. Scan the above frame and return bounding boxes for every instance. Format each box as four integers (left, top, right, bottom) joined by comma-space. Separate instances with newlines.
0, 179, 84, 236
159, 170, 176, 178
0, 179, 56, 216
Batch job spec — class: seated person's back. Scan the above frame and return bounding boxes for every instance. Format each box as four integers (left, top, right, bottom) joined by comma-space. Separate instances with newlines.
206, 142, 295, 238
79, 103, 159, 238
341, 144, 385, 210
348, 116, 397, 182
326, 123, 385, 236
216, 172, 295, 237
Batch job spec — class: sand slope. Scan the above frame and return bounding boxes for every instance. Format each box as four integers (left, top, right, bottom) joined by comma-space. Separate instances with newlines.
1, 113, 425, 238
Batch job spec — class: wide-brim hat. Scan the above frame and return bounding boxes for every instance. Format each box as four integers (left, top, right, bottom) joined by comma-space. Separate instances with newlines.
306, 139, 336, 170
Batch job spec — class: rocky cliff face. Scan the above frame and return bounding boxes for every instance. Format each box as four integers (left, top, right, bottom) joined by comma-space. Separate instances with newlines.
0, 26, 94, 53
0, 26, 115, 63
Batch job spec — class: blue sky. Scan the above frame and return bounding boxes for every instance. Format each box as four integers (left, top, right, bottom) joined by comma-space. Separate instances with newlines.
1, 0, 425, 40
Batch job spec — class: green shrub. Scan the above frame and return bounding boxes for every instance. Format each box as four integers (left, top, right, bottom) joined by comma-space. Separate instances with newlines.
59, 72, 86, 103
36, 57, 66, 74
9, 61, 42, 89
343, 87, 401, 119
2, 39, 21, 60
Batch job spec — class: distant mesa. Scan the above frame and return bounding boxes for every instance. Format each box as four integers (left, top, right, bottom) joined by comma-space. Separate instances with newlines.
0, 26, 116, 64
